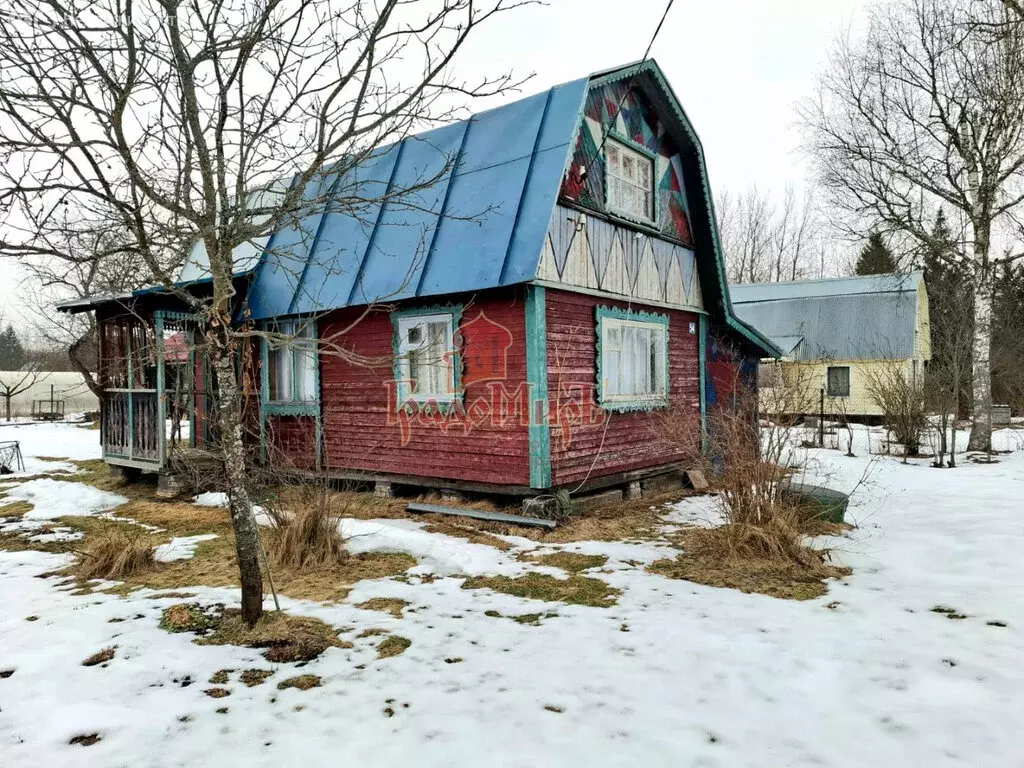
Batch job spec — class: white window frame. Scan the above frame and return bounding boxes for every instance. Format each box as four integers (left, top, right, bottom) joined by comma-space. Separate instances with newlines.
605, 136, 656, 225
598, 312, 669, 409
394, 311, 458, 402
267, 318, 318, 404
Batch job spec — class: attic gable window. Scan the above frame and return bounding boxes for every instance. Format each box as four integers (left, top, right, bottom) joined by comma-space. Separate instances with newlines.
606, 137, 655, 225
394, 310, 459, 402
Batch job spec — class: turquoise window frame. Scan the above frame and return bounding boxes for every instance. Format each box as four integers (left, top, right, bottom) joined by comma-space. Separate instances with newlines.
391, 303, 464, 414
261, 317, 320, 414
595, 305, 670, 412
259, 316, 322, 468
604, 131, 660, 228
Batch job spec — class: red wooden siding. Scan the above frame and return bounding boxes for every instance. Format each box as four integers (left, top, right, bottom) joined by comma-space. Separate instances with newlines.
545, 289, 700, 487
317, 289, 531, 486
267, 416, 318, 470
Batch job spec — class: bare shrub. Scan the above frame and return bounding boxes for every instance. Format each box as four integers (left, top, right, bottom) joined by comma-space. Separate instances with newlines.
864, 361, 927, 460
74, 531, 158, 581
654, 362, 833, 570
265, 483, 348, 570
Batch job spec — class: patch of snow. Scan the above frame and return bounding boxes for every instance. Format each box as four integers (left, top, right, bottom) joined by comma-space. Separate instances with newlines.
0, 479, 127, 520
153, 534, 218, 563
192, 492, 229, 507
341, 517, 525, 577
0, 421, 102, 462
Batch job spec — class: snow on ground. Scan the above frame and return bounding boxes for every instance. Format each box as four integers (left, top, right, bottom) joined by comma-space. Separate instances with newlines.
0, 478, 127, 520
153, 535, 219, 563
1, 423, 1023, 767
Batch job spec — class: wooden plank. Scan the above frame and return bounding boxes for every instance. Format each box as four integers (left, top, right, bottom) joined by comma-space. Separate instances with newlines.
407, 502, 557, 530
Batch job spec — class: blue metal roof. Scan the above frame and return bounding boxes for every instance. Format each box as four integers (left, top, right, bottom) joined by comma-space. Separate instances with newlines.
246, 79, 589, 320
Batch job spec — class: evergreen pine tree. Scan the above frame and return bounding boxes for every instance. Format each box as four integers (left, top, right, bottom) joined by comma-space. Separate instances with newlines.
922, 209, 974, 417
0, 325, 26, 370
992, 260, 1024, 411
854, 232, 899, 275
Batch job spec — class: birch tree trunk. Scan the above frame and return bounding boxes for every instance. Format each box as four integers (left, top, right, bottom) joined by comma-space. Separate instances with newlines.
968, 267, 994, 450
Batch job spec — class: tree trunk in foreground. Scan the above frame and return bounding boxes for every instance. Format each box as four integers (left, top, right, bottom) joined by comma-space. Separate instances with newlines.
210, 321, 264, 625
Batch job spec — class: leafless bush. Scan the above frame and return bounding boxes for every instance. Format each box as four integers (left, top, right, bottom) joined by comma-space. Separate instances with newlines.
864, 362, 927, 460
654, 369, 831, 568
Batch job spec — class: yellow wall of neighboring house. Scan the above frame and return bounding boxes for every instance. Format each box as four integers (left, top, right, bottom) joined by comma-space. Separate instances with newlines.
759, 276, 932, 419
760, 357, 927, 418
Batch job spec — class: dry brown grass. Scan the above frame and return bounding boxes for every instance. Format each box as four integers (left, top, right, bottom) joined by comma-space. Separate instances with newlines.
188, 608, 351, 662
462, 572, 620, 607
376, 635, 411, 658
72, 531, 159, 581
356, 597, 408, 618
421, 521, 515, 551
277, 674, 321, 690
521, 551, 609, 573
81, 647, 116, 666
240, 669, 274, 687
266, 491, 348, 571
0, 501, 36, 518
650, 525, 851, 600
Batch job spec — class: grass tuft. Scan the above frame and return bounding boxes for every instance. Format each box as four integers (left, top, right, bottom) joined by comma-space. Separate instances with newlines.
82, 647, 116, 667
522, 551, 608, 573
239, 669, 274, 687
356, 597, 408, 618
376, 635, 411, 659
277, 674, 321, 690
73, 531, 158, 581
266, 486, 349, 570
208, 669, 232, 685
160, 603, 219, 633
196, 609, 351, 663
462, 572, 620, 608
204, 687, 231, 698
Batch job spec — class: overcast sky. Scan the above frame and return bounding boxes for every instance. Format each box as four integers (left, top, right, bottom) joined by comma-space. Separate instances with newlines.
0, 0, 873, 327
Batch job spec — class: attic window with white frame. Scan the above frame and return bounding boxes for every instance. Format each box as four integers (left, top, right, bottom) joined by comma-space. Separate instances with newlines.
267, 319, 317, 403
394, 311, 458, 401
605, 137, 655, 224
598, 310, 668, 409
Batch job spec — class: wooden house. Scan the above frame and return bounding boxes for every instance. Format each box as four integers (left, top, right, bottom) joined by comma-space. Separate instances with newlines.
60, 61, 778, 507
730, 272, 931, 419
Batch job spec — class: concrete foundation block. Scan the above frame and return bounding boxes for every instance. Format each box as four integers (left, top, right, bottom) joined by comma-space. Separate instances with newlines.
640, 473, 684, 495
572, 488, 624, 515
625, 480, 643, 500
440, 489, 463, 504
374, 481, 394, 499
522, 496, 561, 518
684, 469, 710, 492
156, 471, 183, 498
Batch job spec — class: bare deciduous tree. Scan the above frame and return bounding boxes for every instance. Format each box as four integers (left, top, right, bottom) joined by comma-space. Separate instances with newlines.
717, 184, 821, 284
0, 0, 530, 625
799, 0, 1024, 451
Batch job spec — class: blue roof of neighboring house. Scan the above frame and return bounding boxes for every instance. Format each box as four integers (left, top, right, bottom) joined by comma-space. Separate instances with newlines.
245, 78, 590, 320
729, 272, 925, 361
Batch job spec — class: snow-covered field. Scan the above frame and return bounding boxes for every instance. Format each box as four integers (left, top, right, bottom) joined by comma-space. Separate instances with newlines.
1, 421, 1023, 767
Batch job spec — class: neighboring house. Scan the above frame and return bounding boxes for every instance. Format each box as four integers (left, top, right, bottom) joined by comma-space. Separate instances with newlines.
59, 60, 777, 505
730, 272, 931, 418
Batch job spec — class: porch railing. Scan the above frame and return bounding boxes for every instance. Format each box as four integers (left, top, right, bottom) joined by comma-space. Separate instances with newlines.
102, 390, 161, 464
